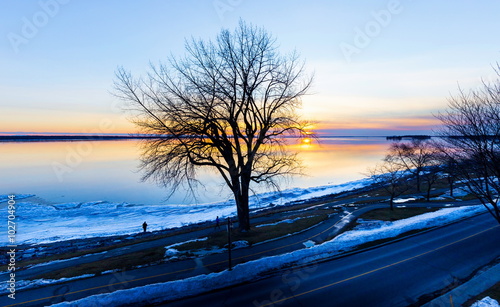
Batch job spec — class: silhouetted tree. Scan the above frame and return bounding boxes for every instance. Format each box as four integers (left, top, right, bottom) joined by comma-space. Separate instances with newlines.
114, 21, 312, 231
421, 164, 442, 202
434, 152, 457, 198
368, 155, 412, 211
388, 140, 439, 193
436, 64, 500, 224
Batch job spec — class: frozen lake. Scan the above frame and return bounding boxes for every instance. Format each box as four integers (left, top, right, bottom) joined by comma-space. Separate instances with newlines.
1, 136, 394, 244
1, 137, 390, 206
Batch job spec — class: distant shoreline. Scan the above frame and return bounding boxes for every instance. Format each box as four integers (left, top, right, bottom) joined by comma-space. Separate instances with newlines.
0, 135, 158, 142
0, 134, 434, 142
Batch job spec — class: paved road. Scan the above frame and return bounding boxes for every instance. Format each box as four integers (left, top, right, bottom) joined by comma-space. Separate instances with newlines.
162, 213, 500, 307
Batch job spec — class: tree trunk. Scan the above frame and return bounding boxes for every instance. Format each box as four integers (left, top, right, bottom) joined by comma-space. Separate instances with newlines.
448, 175, 454, 197
234, 176, 251, 232
235, 194, 250, 232
494, 205, 500, 225
416, 168, 421, 193
389, 195, 394, 211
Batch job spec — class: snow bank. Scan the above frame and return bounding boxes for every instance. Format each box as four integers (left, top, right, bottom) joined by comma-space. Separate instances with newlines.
3, 178, 373, 245
330, 206, 484, 248
472, 297, 500, 307
354, 219, 391, 230
393, 197, 418, 203
49, 205, 485, 307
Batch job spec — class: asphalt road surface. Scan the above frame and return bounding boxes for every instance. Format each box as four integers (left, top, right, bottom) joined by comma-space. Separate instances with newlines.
161, 213, 500, 307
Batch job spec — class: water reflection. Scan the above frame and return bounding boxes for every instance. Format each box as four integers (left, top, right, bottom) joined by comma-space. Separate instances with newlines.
0, 137, 390, 205
288, 137, 389, 188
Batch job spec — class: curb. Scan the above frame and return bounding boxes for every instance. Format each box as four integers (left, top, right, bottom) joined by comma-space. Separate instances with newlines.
423, 261, 500, 307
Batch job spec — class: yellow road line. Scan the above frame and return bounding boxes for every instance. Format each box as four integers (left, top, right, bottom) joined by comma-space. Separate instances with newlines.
260, 224, 500, 307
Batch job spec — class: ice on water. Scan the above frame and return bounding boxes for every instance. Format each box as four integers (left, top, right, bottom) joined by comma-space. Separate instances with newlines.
0, 178, 373, 245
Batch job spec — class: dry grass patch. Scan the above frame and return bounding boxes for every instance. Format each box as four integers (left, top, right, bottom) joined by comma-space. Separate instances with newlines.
33, 214, 330, 279
359, 207, 439, 222
175, 214, 328, 251
4, 226, 211, 272
32, 246, 166, 280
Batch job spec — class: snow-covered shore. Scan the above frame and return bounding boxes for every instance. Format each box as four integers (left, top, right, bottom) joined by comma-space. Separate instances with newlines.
0, 178, 373, 245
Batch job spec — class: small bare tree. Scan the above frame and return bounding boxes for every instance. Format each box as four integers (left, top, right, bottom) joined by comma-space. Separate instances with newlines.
420, 163, 442, 202
434, 152, 458, 198
388, 140, 439, 193
368, 156, 412, 211
436, 64, 500, 224
113, 21, 312, 231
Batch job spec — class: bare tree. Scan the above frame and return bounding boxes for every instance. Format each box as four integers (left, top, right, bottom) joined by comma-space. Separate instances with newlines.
436, 64, 500, 224
434, 152, 457, 198
420, 164, 442, 202
368, 155, 412, 211
113, 21, 312, 231
388, 140, 439, 193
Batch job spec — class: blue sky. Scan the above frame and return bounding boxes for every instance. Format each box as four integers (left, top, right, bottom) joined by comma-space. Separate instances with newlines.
1, 0, 499, 135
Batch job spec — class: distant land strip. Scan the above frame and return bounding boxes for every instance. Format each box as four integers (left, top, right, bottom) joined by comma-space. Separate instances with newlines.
0, 135, 160, 142
386, 135, 432, 140
0, 134, 436, 142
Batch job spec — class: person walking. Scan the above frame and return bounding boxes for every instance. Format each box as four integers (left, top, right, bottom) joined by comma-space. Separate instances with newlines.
142, 221, 148, 233
215, 216, 220, 230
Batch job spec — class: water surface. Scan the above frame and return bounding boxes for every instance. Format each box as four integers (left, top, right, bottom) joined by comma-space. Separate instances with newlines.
1, 137, 390, 205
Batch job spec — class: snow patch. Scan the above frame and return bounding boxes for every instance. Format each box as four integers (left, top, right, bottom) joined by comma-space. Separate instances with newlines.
163, 248, 179, 258
255, 216, 314, 228
472, 297, 500, 307
443, 188, 469, 198
393, 197, 417, 203
303, 240, 315, 248
231, 240, 250, 249
354, 219, 391, 230
164, 237, 208, 250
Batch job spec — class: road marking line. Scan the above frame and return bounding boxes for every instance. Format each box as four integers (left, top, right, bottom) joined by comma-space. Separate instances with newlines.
260, 224, 500, 307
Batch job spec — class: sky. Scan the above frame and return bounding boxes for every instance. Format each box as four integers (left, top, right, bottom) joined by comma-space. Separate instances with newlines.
1, 0, 499, 136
